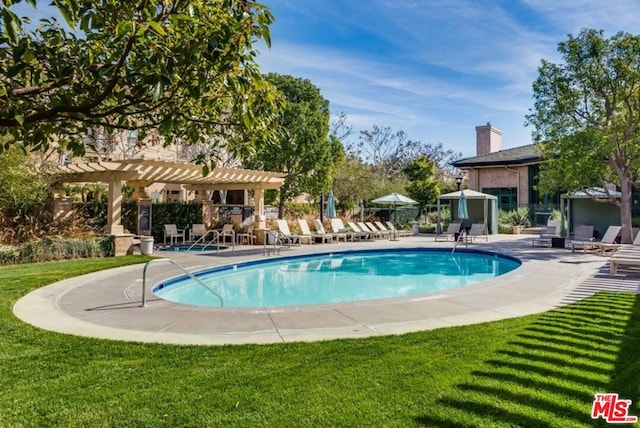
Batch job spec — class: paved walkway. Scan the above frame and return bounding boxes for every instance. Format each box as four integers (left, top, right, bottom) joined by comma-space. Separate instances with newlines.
13, 234, 638, 345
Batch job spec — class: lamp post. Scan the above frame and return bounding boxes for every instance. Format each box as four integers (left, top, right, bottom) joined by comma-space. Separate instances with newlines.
456, 176, 463, 191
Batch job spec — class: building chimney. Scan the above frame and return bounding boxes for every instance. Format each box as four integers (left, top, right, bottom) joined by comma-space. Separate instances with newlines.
476, 122, 502, 156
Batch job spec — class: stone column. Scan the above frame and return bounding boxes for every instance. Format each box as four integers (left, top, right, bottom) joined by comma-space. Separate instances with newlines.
106, 180, 124, 235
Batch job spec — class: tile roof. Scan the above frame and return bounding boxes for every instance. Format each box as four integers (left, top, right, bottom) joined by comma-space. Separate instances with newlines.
452, 144, 543, 167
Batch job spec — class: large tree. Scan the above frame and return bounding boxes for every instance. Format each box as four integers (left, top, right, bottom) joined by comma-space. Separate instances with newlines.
0, 0, 280, 165
243, 73, 344, 217
527, 28, 640, 243
404, 155, 439, 211
346, 125, 462, 180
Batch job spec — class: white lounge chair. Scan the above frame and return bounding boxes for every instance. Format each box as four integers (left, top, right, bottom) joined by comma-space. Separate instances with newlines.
276, 219, 312, 245
315, 219, 346, 242
531, 225, 558, 248
164, 224, 185, 246
569, 225, 595, 252
384, 221, 411, 237
298, 219, 332, 244
347, 221, 373, 241
592, 225, 622, 255
365, 222, 391, 239
465, 223, 489, 242
358, 222, 382, 239
435, 222, 461, 242
330, 218, 360, 241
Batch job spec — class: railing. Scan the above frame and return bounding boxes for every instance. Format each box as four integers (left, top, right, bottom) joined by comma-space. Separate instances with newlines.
140, 258, 223, 307
186, 229, 235, 252
451, 230, 467, 254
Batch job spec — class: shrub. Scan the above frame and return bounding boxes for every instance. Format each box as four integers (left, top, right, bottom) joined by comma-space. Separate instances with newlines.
4, 236, 114, 265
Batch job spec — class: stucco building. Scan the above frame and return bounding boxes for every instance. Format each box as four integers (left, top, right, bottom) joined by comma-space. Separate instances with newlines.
452, 123, 560, 225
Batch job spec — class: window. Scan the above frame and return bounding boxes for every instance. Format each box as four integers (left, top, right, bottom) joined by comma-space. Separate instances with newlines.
483, 187, 517, 211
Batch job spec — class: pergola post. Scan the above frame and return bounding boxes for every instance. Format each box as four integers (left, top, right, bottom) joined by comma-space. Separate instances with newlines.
253, 187, 266, 229
106, 180, 124, 235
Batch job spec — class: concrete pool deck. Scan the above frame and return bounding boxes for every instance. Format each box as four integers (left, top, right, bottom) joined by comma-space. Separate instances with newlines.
13, 234, 638, 345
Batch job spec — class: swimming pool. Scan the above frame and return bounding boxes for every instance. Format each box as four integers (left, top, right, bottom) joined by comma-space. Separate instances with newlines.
153, 248, 521, 308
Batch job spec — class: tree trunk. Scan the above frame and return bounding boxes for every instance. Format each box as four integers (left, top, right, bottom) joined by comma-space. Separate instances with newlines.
619, 180, 634, 244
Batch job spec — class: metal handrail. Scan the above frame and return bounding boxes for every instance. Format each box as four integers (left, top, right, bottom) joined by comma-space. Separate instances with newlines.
451, 230, 467, 254
186, 229, 235, 252
141, 258, 223, 307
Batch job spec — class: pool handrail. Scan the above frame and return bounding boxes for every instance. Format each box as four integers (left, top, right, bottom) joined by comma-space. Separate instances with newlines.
186, 229, 235, 252
141, 258, 224, 307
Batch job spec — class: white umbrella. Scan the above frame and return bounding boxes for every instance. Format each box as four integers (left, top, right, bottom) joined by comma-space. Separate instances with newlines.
371, 192, 418, 240
458, 190, 469, 220
326, 190, 337, 218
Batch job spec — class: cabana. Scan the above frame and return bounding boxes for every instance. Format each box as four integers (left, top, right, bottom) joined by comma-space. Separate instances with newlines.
560, 187, 621, 238
436, 190, 498, 234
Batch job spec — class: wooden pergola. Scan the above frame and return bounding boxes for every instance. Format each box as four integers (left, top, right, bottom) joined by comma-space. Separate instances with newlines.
54, 158, 285, 234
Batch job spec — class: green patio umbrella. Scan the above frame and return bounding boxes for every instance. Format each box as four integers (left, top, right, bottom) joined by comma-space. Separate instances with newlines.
371, 192, 418, 240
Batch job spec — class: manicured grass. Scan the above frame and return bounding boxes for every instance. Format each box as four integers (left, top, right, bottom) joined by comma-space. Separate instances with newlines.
1, 258, 639, 427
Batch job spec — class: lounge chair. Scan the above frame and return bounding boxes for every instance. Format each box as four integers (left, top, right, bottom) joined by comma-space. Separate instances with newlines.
330, 218, 360, 241
531, 225, 558, 248
365, 222, 391, 239
383, 221, 411, 238
358, 222, 383, 239
347, 221, 373, 241
298, 219, 332, 244
434, 222, 461, 242
608, 231, 640, 274
591, 225, 622, 255
569, 225, 595, 252
189, 223, 207, 242
164, 224, 185, 246
314, 219, 344, 242
465, 223, 489, 242
374, 221, 398, 239
276, 219, 312, 245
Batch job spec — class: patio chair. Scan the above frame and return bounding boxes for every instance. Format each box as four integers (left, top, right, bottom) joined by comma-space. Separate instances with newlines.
434, 221, 461, 242
608, 231, 640, 274
189, 223, 207, 242
315, 219, 346, 242
276, 219, 311, 245
236, 225, 255, 245
384, 221, 412, 237
163, 224, 185, 246
569, 225, 595, 253
330, 218, 360, 241
217, 223, 236, 244
591, 225, 622, 255
531, 225, 558, 248
357, 222, 383, 239
366, 222, 391, 239
465, 223, 489, 242
298, 219, 332, 243
347, 221, 373, 241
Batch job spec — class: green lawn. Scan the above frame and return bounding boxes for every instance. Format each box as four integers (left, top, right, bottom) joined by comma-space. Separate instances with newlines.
1, 258, 639, 427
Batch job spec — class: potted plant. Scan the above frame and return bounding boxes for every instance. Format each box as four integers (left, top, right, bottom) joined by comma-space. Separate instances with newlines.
511, 206, 531, 234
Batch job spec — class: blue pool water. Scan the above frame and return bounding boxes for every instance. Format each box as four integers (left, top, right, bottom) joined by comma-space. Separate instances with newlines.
153, 249, 521, 308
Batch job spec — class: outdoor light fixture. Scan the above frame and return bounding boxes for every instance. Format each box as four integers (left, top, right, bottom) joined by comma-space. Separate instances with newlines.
455, 176, 463, 191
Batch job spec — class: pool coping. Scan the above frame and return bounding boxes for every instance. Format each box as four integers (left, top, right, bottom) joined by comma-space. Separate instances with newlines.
13, 235, 608, 345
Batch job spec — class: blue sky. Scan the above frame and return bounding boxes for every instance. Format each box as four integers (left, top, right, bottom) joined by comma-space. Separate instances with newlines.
256, 1, 640, 157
